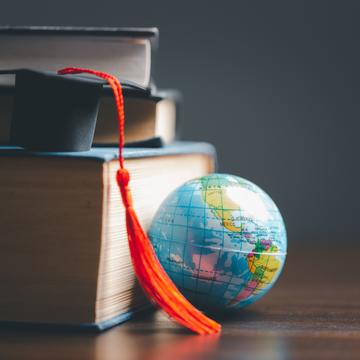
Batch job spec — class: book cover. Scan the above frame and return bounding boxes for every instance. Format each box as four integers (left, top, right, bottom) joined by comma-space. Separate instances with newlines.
0, 142, 216, 331
0, 26, 159, 88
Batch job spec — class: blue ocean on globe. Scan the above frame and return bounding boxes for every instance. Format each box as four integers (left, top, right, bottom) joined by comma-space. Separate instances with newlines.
148, 174, 287, 310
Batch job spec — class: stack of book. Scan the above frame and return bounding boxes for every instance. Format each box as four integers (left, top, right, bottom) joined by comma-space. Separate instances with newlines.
0, 27, 216, 330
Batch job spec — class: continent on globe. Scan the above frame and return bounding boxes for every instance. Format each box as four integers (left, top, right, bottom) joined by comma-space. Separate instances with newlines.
148, 173, 287, 311
228, 240, 281, 307
201, 177, 243, 232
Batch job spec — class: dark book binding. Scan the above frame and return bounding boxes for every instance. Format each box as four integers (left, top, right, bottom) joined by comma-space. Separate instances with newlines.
0, 306, 151, 332
0, 26, 158, 38
0, 141, 217, 163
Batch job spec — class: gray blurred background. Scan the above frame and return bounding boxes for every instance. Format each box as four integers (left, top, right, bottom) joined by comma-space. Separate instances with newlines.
1, 0, 359, 244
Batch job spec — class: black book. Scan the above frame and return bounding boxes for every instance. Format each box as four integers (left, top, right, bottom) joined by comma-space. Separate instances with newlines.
0, 26, 158, 88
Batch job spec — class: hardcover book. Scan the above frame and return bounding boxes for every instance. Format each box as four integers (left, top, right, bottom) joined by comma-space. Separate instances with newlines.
0, 142, 216, 330
0, 26, 158, 88
0, 85, 180, 146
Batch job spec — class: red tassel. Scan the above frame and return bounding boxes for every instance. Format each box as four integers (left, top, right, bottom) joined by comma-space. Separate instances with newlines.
58, 67, 221, 335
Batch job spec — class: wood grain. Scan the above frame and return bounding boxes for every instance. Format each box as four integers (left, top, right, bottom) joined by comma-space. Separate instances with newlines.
1, 245, 359, 360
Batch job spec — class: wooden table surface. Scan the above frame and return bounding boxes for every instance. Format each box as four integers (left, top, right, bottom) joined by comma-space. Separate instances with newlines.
1, 245, 359, 360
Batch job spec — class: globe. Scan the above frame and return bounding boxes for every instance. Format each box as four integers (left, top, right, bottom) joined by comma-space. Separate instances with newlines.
148, 173, 287, 310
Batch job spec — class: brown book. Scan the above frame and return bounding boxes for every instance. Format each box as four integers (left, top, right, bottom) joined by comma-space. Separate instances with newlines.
0, 89, 179, 147
0, 142, 215, 330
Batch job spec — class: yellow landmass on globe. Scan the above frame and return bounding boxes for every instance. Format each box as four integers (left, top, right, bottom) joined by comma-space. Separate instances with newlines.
202, 187, 243, 232
228, 244, 281, 306
247, 246, 281, 292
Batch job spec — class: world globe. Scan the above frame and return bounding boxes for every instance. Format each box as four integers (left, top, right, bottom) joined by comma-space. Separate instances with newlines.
148, 174, 287, 310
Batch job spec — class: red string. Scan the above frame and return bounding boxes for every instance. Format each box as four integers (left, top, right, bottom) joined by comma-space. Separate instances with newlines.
58, 67, 221, 335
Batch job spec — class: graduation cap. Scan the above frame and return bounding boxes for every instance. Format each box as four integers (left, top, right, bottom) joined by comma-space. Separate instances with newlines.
1, 69, 104, 151
1, 67, 221, 334
2, 69, 153, 151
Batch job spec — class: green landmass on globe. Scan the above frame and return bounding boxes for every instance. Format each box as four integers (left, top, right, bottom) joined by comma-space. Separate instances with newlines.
148, 174, 287, 310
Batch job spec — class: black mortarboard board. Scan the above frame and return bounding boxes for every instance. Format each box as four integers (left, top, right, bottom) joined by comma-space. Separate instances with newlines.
1, 69, 105, 151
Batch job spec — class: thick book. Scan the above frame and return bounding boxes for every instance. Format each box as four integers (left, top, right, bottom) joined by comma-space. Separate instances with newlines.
0, 142, 216, 330
0, 26, 158, 88
0, 85, 180, 146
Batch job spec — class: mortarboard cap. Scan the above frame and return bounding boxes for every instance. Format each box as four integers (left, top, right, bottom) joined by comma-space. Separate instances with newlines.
1, 69, 105, 151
